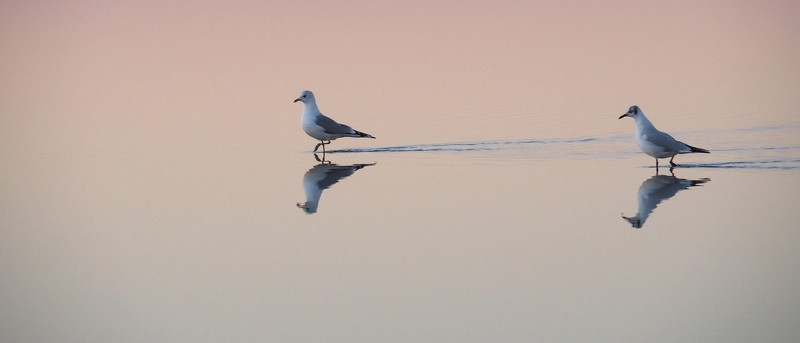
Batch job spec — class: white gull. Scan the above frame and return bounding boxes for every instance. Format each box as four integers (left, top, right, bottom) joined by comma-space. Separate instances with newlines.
619, 105, 709, 168
294, 90, 375, 153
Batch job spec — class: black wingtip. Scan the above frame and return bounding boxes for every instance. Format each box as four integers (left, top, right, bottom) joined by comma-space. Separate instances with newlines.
355, 130, 375, 139
688, 145, 710, 154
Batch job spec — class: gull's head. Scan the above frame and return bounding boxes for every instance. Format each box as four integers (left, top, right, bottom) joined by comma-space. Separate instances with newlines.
294, 90, 315, 104
619, 105, 641, 119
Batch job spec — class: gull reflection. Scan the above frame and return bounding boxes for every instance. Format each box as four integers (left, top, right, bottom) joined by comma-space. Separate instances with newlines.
622, 171, 710, 228
296, 154, 376, 214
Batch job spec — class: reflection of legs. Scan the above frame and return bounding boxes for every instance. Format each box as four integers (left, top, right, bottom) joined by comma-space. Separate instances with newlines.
655, 162, 675, 175
313, 152, 330, 164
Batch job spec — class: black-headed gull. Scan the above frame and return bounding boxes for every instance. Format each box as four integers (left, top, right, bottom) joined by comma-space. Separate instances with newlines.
619, 105, 709, 167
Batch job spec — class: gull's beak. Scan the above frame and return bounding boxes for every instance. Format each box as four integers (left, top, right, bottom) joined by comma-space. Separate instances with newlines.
293, 98, 301, 103
618, 113, 629, 119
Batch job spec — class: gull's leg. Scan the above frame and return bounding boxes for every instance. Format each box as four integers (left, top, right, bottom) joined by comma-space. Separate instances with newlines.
655, 158, 659, 169
321, 140, 326, 153
669, 156, 678, 167
313, 142, 322, 152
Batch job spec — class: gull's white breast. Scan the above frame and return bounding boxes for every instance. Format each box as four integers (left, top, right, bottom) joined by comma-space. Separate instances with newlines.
637, 133, 675, 158
301, 113, 331, 140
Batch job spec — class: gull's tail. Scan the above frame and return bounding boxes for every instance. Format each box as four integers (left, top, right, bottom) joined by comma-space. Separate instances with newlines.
686, 144, 709, 154
355, 130, 376, 139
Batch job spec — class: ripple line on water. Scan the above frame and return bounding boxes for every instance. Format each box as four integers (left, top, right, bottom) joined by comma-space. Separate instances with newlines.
327, 136, 605, 154
681, 159, 800, 170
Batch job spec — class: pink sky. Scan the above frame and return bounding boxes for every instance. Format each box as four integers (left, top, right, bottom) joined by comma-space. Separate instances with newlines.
2, 0, 799, 148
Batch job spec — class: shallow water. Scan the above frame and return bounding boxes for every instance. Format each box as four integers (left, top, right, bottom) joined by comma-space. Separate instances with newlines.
3, 118, 799, 342
2, 1, 800, 342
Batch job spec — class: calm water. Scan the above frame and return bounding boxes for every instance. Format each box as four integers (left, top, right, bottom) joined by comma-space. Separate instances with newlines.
2, 1, 800, 342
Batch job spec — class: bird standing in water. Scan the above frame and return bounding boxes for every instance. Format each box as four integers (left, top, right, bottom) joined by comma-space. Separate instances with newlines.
619, 105, 709, 168
294, 90, 375, 153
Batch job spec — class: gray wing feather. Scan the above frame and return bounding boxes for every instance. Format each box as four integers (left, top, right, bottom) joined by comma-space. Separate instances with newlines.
647, 130, 690, 152
315, 114, 356, 135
